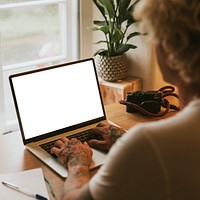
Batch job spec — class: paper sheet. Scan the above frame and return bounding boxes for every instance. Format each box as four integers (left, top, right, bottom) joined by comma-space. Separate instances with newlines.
0, 168, 49, 199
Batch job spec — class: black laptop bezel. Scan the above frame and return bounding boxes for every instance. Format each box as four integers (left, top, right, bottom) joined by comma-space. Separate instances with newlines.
9, 58, 107, 144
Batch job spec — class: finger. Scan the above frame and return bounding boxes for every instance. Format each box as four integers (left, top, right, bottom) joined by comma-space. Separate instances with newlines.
90, 127, 105, 135
83, 142, 93, 156
69, 137, 81, 145
88, 140, 109, 152
96, 122, 106, 127
50, 146, 61, 155
83, 141, 93, 150
109, 125, 126, 134
91, 127, 103, 132
60, 137, 69, 143
88, 139, 108, 146
54, 139, 65, 148
83, 141, 90, 147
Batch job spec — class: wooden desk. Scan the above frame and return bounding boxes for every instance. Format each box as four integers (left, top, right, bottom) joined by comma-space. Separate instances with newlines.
0, 103, 177, 200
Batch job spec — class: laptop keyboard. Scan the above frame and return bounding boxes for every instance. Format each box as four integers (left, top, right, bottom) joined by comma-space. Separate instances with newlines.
39, 129, 103, 158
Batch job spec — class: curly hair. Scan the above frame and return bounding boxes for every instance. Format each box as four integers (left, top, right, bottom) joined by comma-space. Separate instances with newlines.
134, 0, 200, 86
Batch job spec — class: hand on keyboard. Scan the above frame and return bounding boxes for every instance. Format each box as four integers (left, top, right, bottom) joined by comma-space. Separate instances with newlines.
50, 137, 93, 168
88, 122, 126, 153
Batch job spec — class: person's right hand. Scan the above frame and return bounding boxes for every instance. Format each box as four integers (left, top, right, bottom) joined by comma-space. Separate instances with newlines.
88, 123, 126, 153
50, 137, 93, 169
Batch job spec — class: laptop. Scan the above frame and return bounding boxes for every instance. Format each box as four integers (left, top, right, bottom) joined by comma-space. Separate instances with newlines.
9, 58, 117, 178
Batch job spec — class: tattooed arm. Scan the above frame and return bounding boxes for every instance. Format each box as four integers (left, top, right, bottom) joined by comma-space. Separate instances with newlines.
50, 124, 125, 199
88, 123, 126, 152
51, 138, 94, 200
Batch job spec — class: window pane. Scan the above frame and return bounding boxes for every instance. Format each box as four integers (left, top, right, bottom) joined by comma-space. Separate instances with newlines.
0, 2, 64, 68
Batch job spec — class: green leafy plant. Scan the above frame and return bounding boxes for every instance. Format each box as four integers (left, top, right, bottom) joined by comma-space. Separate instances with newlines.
93, 0, 141, 57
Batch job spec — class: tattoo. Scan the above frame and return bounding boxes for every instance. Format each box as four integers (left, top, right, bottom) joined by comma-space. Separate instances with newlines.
59, 139, 92, 169
67, 151, 91, 167
108, 126, 125, 142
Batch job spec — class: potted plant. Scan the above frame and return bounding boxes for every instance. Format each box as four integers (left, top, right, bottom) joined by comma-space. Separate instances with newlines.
93, 0, 141, 82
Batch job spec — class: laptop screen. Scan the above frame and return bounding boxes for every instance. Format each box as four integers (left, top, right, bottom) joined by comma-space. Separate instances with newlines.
9, 58, 106, 141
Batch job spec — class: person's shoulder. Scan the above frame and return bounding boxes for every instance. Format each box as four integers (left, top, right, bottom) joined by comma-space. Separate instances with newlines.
123, 110, 184, 142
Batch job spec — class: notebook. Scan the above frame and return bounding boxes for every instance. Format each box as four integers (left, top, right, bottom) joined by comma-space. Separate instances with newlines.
9, 58, 117, 178
0, 168, 49, 199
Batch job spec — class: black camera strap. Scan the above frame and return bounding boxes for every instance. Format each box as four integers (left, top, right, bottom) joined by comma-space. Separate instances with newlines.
119, 86, 179, 117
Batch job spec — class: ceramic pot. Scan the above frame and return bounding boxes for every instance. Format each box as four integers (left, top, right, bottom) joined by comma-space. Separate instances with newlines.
95, 54, 128, 82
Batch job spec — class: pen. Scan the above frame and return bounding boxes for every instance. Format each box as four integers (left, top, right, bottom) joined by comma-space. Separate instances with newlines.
2, 181, 48, 200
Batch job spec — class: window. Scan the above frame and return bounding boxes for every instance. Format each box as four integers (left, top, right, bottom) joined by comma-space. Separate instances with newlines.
0, 0, 79, 133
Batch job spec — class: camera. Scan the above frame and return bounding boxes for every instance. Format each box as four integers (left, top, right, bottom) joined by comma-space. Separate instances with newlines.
126, 91, 162, 114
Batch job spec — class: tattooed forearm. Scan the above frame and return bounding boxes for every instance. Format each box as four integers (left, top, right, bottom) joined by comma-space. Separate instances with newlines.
67, 165, 90, 186
61, 165, 92, 200
50, 138, 93, 200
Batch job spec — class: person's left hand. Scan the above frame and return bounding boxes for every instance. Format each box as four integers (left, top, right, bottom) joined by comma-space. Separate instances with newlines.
88, 123, 126, 153
50, 137, 93, 169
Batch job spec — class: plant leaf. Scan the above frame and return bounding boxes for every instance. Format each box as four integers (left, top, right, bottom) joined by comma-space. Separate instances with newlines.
92, 0, 143, 57
94, 49, 108, 56
116, 43, 137, 55
127, 44, 138, 49
92, 25, 110, 34
127, 32, 141, 41
118, 0, 132, 18
93, 20, 107, 26
93, 0, 107, 20
96, 0, 115, 19
112, 28, 124, 43
119, 0, 137, 24
91, 27, 99, 31
94, 40, 107, 44
100, 25, 110, 34
116, 44, 130, 55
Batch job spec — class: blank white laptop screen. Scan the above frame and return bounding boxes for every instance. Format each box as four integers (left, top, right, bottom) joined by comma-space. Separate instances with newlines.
10, 59, 105, 140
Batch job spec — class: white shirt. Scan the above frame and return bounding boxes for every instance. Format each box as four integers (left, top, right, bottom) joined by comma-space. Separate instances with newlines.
89, 98, 200, 200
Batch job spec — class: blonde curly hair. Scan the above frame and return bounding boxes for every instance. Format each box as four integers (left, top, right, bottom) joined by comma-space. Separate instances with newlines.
134, 0, 200, 87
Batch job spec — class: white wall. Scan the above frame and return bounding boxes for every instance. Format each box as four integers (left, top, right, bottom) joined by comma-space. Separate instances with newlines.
127, 33, 153, 90
79, 0, 93, 59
